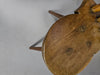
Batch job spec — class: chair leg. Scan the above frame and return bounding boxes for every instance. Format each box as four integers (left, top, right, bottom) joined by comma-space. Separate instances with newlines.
91, 4, 100, 22
29, 37, 44, 51
92, 4, 100, 13
30, 47, 42, 51
49, 10, 64, 18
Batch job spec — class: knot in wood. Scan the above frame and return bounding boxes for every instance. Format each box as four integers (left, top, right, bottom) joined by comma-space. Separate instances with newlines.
66, 48, 73, 55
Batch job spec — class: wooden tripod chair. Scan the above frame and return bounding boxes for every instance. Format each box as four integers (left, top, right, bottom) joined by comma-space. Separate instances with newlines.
29, 0, 100, 75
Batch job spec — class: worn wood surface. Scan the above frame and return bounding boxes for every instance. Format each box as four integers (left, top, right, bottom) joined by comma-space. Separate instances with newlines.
42, 0, 100, 75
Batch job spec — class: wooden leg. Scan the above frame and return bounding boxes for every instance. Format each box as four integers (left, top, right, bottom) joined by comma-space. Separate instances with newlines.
49, 10, 64, 18
92, 4, 100, 13
30, 47, 42, 51
92, 4, 100, 22
29, 37, 44, 51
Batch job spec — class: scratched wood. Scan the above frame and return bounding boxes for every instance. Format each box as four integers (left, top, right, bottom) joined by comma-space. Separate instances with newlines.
42, 0, 100, 75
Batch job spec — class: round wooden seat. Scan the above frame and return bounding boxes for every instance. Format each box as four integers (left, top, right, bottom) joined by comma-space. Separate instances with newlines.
30, 0, 100, 75
42, 0, 100, 75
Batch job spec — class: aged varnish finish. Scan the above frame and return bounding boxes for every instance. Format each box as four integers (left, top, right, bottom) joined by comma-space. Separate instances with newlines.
30, 0, 100, 75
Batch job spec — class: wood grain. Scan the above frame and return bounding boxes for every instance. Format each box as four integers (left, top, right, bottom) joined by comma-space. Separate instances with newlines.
42, 0, 100, 75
